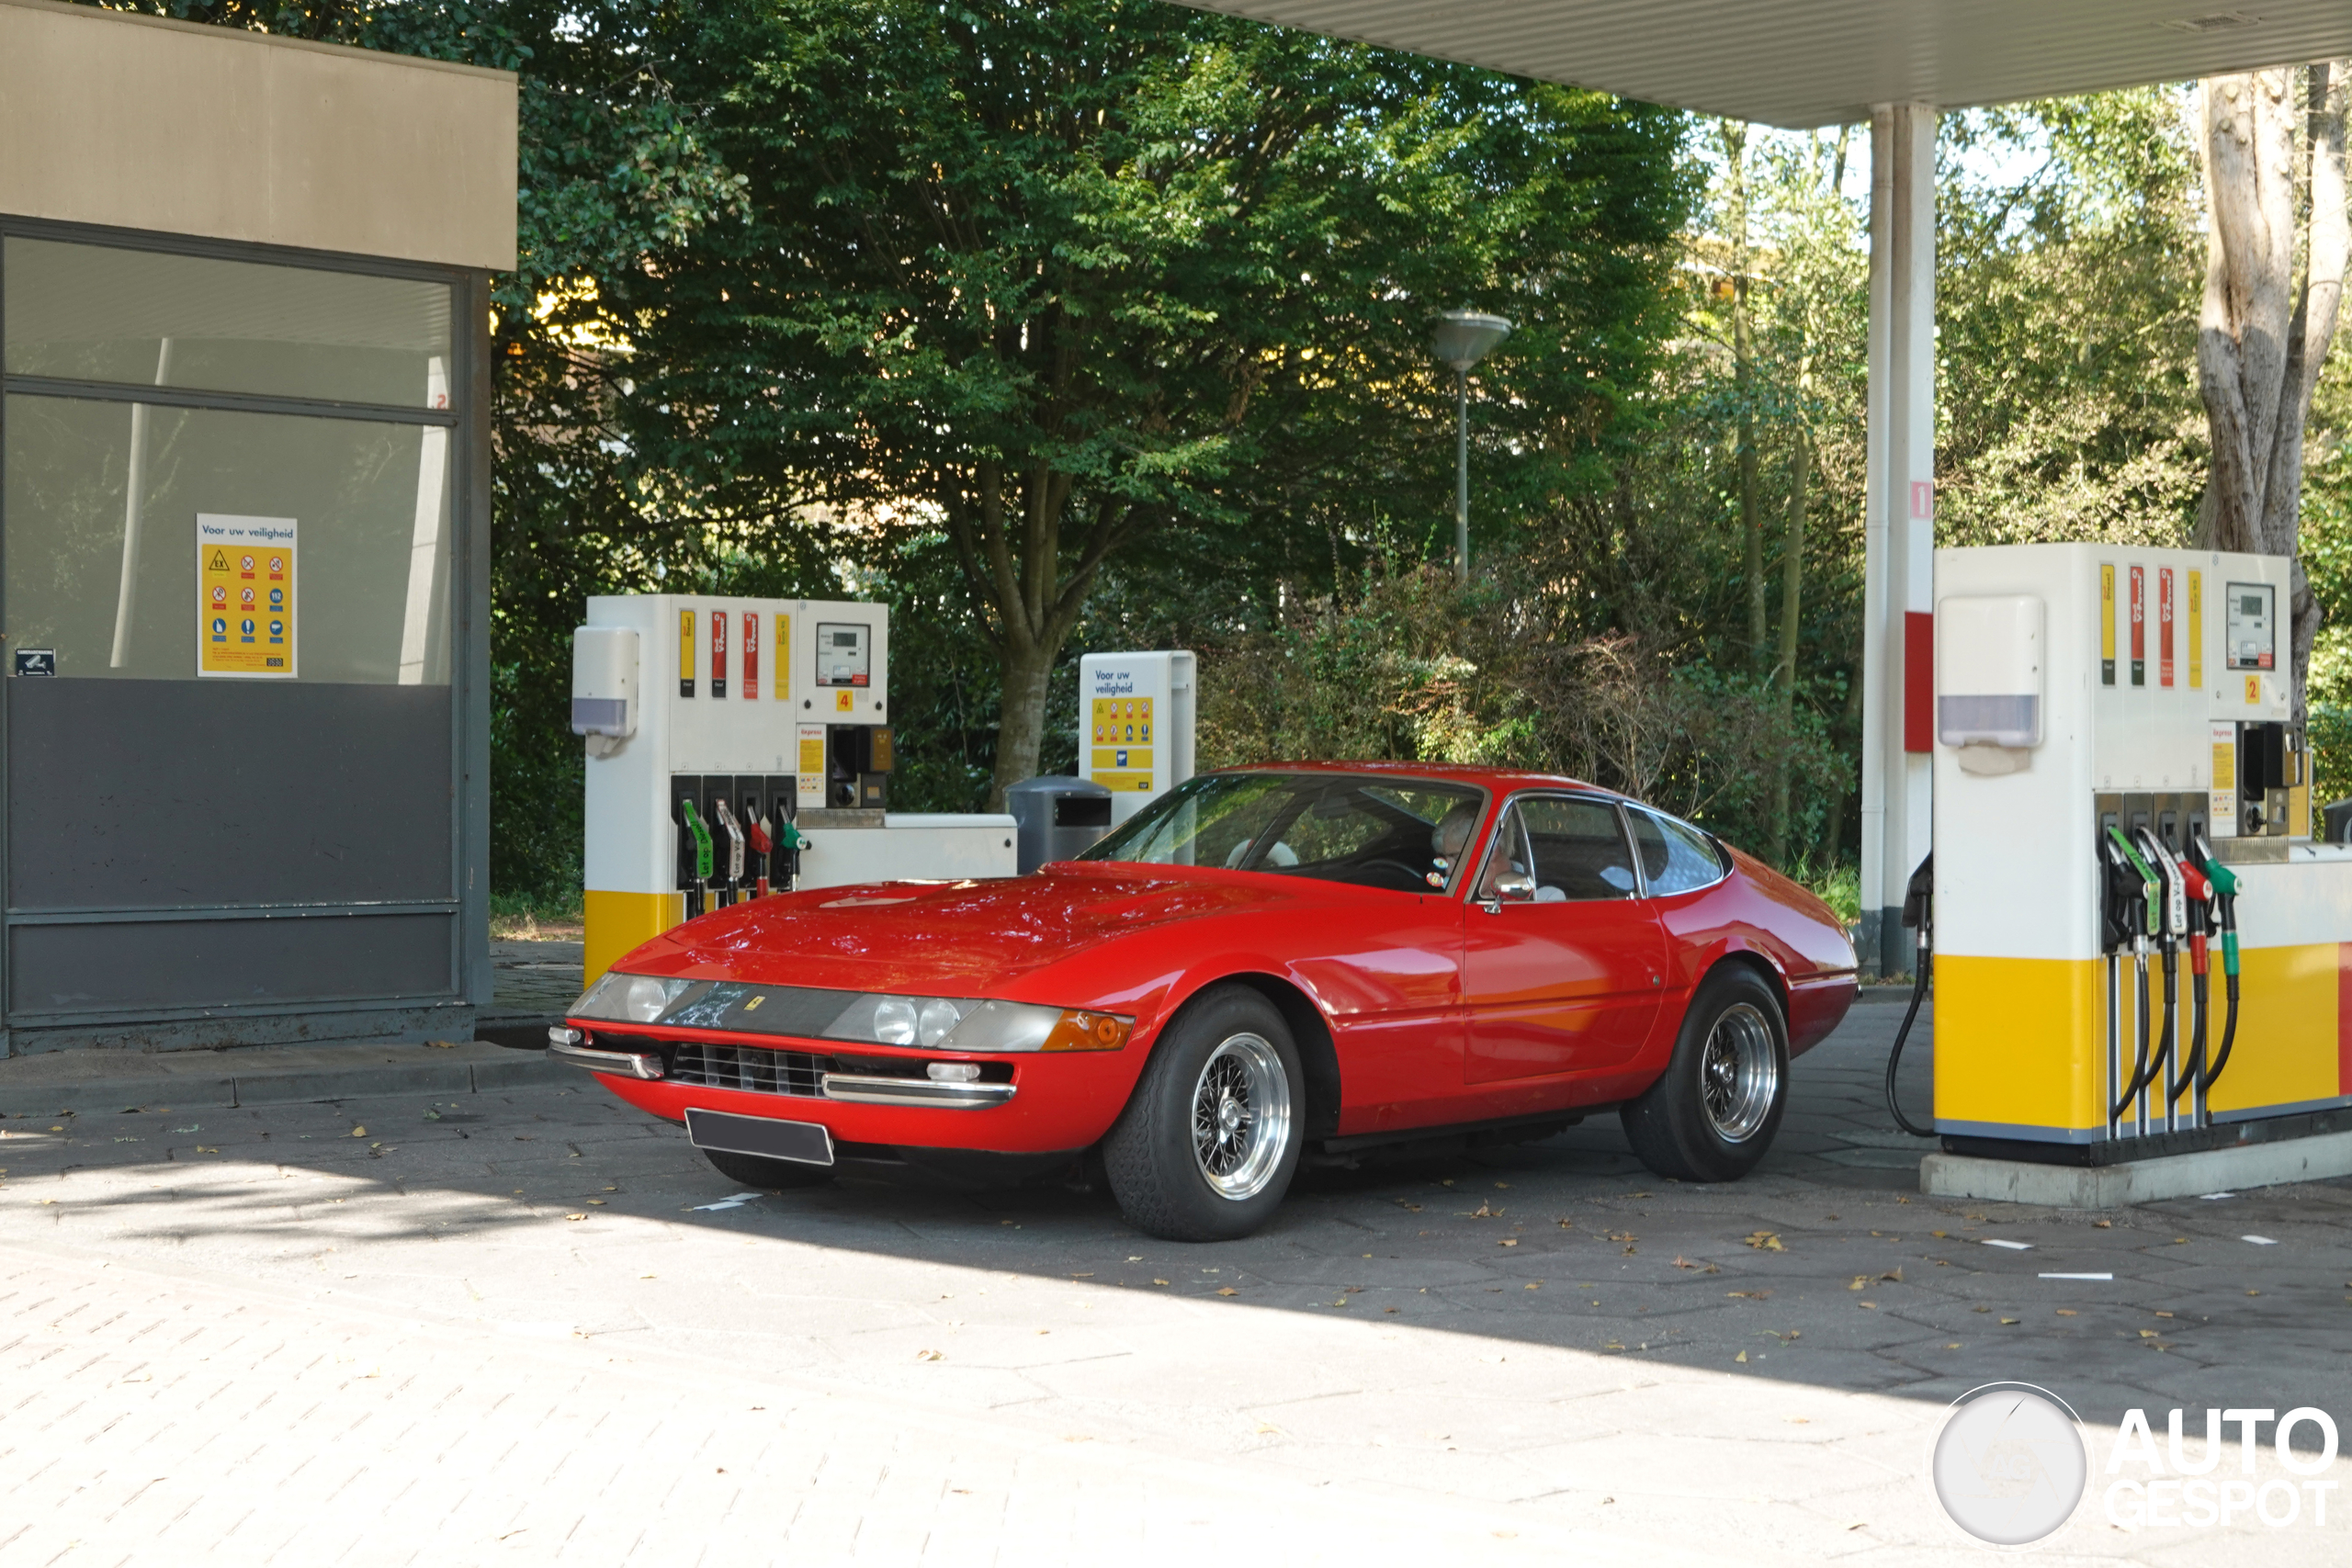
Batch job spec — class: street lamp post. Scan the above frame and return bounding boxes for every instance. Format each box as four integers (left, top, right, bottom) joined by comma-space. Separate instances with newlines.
1431, 310, 1512, 583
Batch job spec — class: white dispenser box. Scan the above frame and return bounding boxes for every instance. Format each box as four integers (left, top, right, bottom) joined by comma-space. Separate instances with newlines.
1078, 650, 1196, 825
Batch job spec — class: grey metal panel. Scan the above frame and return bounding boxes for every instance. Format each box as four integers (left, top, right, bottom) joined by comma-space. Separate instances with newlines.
1175, 1, 2352, 129
6, 677, 453, 909
9, 909, 454, 1014
456, 269, 493, 1009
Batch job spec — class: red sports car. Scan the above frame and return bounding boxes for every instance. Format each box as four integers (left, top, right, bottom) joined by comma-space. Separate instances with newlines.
554, 764, 1857, 1240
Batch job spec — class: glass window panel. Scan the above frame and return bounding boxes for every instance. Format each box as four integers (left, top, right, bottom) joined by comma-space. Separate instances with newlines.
1086, 773, 1482, 893
1629, 807, 1728, 896
1519, 796, 1639, 899
4, 238, 452, 409
5, 394, 451, 684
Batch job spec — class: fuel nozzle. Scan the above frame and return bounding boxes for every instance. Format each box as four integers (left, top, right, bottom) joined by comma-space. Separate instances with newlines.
680, 797, 715, 919
714, 797, 746, 908
2103, 827, 2156, 954
746, 807, 775, 898
2192, 830, 2243, 1093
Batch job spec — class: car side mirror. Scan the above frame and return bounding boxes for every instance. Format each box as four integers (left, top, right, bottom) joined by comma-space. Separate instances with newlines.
1495, 872, 1536, 901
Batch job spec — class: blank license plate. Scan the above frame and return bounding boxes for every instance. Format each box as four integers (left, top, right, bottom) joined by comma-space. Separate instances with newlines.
684, 1108, 835, 1167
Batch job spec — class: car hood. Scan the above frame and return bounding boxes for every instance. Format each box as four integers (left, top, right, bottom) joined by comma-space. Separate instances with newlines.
615, 863, 1319, 996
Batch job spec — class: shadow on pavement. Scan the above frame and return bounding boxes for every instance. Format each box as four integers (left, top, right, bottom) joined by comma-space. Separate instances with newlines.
5, 998, 2347, 1439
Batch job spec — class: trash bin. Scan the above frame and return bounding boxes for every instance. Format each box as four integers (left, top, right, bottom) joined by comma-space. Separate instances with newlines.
2324, 797, 2352, 845
1006, 775, 1114, 874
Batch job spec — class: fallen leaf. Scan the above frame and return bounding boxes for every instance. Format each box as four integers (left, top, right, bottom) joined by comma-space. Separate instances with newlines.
1605, 1231, 1637, 1244
1383, 1305, 1398, 1314
1849, 1277, 1868, 1291
1498, 1237, 1519, 1247
1495, 1182, 1511, 1190
587, 1200, 606, 1206
1931, 1230, 1949, 1238
1153, 1279, 1170, 1287
1973, 1305, 1991, 1314
2093, 1219, 2112, 1228
1555, 1218, 1574, 1229
1858, 1301, 1877, 1309
564, 1213, 586, 1222
2154, 1310, 2175, 1318
1785, 1416, 1810, 1424
1735, 1349, 1748, 1363
1468, 1202, 1499, 1218
1881, 1267, 1904, 1282
1216, 1286, 1238, 1297
1395, 1201, 1423, 1213
1946, 1342, 1962, 1349
2000, 1317, 2020, 1325
916, 1349, 944, 1361
1745, 1232, 1783, 1251
1672, 1256, 1697, 1269
2056, 1309, 2077, 1316
349, 1127, 367, 1138
1604, 1340, 1626, 1351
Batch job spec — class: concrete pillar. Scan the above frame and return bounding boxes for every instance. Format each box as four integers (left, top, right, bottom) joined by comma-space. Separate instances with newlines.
1859, 104, 1937, 976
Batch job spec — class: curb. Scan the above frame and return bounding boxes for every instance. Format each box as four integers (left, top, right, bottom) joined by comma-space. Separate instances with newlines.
0, 1044, 569, 1119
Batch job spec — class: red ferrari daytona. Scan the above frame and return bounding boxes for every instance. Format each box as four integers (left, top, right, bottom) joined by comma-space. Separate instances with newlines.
555, 763, 1858, 1240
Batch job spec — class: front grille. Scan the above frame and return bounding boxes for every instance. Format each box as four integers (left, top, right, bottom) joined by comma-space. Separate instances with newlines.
669, 1042, 831, 1098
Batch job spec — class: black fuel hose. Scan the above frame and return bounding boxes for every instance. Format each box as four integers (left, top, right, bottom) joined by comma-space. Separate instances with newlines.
2168, 968, 2208, 1106
2111, 955, 2155, 1122
1884, 854, 1937, 1139
2204, 974, 2241, 1091
1885, 952, 1937, 1138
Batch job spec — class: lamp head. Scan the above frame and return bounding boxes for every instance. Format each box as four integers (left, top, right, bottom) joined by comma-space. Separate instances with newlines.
1432, 310, 1512, 373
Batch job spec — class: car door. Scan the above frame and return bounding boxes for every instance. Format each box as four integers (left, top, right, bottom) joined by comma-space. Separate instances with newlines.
1462, 794, 1669, 1083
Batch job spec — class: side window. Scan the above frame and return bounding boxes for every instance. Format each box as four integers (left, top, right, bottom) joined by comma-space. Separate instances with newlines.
1519, 796, 1639, 899
1475, 806, 1535, 900
1629, 808, 1728, 897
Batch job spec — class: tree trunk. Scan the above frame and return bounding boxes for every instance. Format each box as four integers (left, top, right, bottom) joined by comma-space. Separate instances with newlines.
2193, 63, 2349, 719
1723, 121, 1766, 670
1768, 429, 1809, 867
942, 460, 1129, 809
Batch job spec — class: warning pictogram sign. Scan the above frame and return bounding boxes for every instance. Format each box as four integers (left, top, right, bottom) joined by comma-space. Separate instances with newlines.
198, 514, 296, 678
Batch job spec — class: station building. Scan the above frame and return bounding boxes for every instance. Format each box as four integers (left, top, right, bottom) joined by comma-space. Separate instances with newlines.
0, 0, 514, 1052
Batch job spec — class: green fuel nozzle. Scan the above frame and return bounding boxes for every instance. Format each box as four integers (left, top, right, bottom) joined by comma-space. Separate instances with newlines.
2104, 826, 2158, 946
681, 797, 714, 882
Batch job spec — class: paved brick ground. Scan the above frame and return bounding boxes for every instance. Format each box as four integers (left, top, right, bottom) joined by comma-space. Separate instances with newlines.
1, 1004, 2347, 1563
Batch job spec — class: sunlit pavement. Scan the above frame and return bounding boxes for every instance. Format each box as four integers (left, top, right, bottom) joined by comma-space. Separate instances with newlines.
2, 1004, 2347, 1564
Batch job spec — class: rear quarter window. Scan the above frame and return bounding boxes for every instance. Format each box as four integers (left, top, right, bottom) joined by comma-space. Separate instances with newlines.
1630, 808, 1730, 896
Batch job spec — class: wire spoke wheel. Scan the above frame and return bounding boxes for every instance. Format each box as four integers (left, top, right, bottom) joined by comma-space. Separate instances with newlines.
1699, 1001, 1780, 1143
1189, 1032, 1292, 1200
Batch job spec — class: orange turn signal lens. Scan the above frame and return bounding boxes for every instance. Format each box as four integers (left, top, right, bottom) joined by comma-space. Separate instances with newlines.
1040, 1009, 1133, 1053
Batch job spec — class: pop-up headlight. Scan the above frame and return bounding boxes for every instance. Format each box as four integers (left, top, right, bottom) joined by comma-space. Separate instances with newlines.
571, 971, 695, 1023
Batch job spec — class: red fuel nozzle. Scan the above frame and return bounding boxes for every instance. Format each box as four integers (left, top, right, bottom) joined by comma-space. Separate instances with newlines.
2180, 861, 2211, 976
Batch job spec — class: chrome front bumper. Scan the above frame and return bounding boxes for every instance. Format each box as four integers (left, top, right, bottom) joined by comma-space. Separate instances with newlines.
548, 1037, 663, 1080
548, 1032, 1012, 1108
817, 1073, 1015, 1110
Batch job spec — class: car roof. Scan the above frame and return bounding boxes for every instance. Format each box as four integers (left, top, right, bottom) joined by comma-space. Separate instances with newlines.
1225, 760, 1622, 800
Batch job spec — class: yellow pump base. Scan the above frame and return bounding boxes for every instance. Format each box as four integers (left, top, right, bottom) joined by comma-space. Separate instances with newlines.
583, 889, 685, 989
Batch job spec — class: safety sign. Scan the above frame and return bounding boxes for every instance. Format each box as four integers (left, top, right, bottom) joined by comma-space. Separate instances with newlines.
1090, 695, 1154, 793
198, 514, 297, 678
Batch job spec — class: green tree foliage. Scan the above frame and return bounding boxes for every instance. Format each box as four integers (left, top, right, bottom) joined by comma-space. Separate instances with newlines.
619, 0, 1692, 804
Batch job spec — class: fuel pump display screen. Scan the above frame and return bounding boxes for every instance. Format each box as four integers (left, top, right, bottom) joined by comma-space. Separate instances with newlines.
814, 622, 870, 686
2225, 581, 2275, 671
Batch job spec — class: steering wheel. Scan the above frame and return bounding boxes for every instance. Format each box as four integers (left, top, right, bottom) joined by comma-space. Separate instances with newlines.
1353, 858, 1433, 891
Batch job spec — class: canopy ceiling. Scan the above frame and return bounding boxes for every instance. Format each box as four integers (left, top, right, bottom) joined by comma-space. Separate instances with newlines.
1172, 1, 2352, 127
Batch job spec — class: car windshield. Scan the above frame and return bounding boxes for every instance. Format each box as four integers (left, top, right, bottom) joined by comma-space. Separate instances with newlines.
1080, 772, 1487, 894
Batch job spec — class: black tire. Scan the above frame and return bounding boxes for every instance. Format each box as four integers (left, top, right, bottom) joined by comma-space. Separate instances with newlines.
702, 1146, 833, 1190
1620, 964, 1789, 1182
1102, 984, 1305, 1242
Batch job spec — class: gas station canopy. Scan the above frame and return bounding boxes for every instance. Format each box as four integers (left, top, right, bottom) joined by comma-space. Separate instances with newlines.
1179, 0, 2352, 126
